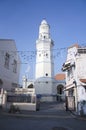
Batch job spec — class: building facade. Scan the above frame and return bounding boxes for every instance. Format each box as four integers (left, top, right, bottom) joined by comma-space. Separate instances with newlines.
62, 44, 86, 115
22, 20, 66, 102
0, 39, 21, 92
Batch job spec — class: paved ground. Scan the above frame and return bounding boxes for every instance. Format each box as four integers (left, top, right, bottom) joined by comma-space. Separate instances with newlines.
1, 102, 72, 118
0, 102, 86, 130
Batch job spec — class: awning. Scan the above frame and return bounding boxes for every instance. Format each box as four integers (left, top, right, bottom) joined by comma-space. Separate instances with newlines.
62, 60, 75, 71
79, 79, 86, 86
64, 83, 75, 91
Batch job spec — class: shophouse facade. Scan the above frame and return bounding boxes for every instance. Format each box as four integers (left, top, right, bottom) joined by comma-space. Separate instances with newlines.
62, 44, 86, 115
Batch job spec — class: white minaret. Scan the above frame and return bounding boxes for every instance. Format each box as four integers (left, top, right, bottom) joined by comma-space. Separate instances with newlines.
35, 20, 56, 102
35, 19, 54, 79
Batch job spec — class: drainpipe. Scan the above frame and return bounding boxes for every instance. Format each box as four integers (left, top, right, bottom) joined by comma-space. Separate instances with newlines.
73, 81, 78, 113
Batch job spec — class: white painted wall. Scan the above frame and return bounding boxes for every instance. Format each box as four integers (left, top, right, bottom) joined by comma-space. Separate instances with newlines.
76, 54, 86, 79
0, 39, 21, 91
35, 20, 54, 79
34, 20, 56, 101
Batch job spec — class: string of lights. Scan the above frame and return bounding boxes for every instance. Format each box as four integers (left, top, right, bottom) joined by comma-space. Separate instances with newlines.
0, 44, 86, 64
0, 48, 67, 63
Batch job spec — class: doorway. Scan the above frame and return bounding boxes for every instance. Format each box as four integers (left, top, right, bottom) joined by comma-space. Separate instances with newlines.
57, 84, 64, 101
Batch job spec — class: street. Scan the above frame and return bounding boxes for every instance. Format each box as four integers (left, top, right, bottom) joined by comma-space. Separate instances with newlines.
0, 102, 86, 130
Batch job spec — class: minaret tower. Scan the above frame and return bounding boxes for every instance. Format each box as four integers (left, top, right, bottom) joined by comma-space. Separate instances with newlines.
35, 19, 54, 79
35, 19, 56, 101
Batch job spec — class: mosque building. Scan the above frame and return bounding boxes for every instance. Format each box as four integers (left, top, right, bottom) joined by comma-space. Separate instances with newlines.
0, 20, 65, 110
22, 19, 65, 102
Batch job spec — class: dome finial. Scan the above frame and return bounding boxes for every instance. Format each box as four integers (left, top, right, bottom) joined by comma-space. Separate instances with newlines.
41, 19, 48, 25
43, 17, 46, 20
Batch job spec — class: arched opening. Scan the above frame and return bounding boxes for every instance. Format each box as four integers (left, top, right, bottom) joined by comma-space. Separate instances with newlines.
27, 84, 33, 88
57, 84, 64, 101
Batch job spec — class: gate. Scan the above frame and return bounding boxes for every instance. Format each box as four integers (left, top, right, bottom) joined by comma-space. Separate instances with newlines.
66, 96, 75, 111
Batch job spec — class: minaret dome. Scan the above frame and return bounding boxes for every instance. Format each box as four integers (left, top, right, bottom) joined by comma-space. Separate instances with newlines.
39, 19, 50, 39
41, 19, 48, 25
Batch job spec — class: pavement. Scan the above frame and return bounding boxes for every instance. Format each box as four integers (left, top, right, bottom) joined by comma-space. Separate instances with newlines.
0, 102, 86, 130
0, 102, 86, 120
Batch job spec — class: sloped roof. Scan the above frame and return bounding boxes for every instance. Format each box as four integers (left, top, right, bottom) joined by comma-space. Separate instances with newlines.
68, 43, 79, 49
55, 73, 65, 80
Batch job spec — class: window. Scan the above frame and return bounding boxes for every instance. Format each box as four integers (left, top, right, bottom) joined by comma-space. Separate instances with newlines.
43, 53, 48, 57
44, 36, 46, 39
7, 95, 32, 103
46, 53, 48, 58
13, 59, 17, 73
46, 73, 48, 76
39, 54, 41, 57
78, 48, 86, 54
4, 52, 10, 69
67, 67, 74, 80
